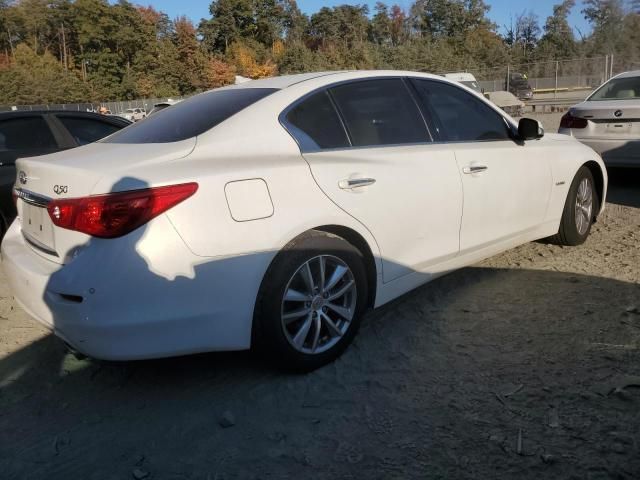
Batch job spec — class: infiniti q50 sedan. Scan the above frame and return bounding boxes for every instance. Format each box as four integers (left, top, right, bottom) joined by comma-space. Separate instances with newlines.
2, 71, 607, 371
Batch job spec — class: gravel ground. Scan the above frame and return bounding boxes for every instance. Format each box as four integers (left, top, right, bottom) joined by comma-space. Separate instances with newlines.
1, 165, 639, 479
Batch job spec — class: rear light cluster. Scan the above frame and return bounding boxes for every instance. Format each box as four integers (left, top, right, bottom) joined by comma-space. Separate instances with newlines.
560, 111, 588, 129
47, 183, 198, 238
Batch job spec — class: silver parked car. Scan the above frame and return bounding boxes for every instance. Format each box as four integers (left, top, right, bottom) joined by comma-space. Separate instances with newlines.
559, 70, 640, 167
119, 108, 146, 122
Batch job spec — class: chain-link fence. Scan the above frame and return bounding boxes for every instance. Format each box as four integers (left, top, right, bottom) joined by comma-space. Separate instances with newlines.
450, 55, 638, 94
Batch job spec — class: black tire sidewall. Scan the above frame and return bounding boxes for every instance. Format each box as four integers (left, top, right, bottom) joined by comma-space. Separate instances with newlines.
560, 166, 598, 245
254, 231, 368, 372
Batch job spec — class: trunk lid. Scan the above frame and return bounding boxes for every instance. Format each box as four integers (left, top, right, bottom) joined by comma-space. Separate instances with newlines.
14, 139, 195, 264
571, 100, 640, 120
571, 100, 640, 138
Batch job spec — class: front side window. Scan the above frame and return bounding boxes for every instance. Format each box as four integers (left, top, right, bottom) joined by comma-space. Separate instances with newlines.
105, 88, 278, 143
285, 90, 350, 150
411, 79, 511, 142
329, 79, 430, 147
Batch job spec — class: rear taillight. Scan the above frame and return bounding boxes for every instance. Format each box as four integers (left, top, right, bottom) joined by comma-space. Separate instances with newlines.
560, 111, 588, 129
47, 183, 198, 238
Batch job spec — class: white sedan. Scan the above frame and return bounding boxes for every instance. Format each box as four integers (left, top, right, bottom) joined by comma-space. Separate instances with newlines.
2, 71, 607, 371
559, 70, 640, 167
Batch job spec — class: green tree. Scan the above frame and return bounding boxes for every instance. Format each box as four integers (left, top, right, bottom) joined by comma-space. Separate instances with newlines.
537, 0, 578, 59
0, 43, 90, 104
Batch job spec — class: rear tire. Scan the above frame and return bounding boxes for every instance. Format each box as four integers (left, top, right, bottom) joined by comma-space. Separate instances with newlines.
254, 231, 368, 372
549, 166, 599, 246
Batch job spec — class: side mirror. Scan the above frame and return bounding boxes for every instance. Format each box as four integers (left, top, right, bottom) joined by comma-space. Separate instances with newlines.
518, 118, 544, 140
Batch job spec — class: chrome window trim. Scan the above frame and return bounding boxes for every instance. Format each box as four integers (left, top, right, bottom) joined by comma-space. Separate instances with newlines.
279, 75, 517, 154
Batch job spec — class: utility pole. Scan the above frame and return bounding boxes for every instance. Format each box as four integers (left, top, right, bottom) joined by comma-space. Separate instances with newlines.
610, 54, 614, 79
506, 64, 510, 93
61, 23, 67, 70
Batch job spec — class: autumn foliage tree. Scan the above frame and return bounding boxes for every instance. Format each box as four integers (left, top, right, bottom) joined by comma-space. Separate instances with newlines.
0, 0, 639, 106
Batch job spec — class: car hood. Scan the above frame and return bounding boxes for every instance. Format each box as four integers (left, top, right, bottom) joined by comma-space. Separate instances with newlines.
570, 99, 640, 120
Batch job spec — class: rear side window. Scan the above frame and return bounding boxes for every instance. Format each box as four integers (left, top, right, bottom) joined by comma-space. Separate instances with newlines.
285, 91, 349, 150
589, 76, 640, 101
411, 79, 511, 142
58, 116, 121, 145
329, 79, 430, 147
0, 117, 57, 151
105, 88, 278, 144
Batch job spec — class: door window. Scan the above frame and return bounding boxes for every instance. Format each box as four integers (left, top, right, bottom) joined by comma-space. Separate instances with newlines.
285, 90, 350, 150
57, 116, 121, 145
329, 79, 430, 147
0, 116, 57, 151
411, 79, 511, 142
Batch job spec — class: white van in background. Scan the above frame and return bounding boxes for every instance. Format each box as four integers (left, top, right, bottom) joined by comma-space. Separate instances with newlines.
443, 72, 482, 93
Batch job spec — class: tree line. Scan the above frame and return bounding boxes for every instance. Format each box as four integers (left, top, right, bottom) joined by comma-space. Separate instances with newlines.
0, 0, 638, 105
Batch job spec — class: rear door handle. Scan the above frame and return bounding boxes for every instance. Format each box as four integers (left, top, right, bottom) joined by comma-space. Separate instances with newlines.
339, 178, 376, 190
463, 165, 488, 174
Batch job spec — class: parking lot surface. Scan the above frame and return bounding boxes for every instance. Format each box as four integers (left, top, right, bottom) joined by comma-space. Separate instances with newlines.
1, 167, 639, 480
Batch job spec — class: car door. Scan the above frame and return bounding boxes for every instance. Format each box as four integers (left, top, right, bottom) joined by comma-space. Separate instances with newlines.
283, 78, 463, 283
0, 115, 61, 225
410, 79, 553, 253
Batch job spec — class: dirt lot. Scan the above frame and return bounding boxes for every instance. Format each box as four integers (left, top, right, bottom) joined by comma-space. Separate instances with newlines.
1, 160, 639, 478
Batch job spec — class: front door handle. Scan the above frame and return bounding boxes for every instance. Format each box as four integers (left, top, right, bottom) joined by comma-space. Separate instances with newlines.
463, 165, 488, 174
339, 177, 376, 190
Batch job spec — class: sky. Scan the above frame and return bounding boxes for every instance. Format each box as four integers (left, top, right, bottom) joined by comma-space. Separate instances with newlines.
141, 0, 592, 36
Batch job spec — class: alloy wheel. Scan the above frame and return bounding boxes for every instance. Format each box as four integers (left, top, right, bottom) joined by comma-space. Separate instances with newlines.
280, 255, 357, 355
574, 177, 593, 236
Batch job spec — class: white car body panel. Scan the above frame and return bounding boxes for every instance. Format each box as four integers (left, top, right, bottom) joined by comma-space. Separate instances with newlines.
303, 145, 462, 283
1, 70, 608, 360
454, 139, 553, 252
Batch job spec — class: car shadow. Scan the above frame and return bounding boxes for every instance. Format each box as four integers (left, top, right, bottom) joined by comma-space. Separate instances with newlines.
2, 251, 640, 479
606, 167, 640, 208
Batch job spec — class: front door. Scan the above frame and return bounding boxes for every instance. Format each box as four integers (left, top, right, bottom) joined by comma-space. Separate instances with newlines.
410, 78, 552, 253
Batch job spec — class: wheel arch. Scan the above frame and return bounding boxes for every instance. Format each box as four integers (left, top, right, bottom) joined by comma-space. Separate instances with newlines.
251, 224, 379, 349
583, 160, 605, 218
312, 225, 378, 309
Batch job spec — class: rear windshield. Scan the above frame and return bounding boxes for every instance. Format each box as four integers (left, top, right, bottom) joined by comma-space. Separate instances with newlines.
589, 76, 640, 101
105, 88, 278, 143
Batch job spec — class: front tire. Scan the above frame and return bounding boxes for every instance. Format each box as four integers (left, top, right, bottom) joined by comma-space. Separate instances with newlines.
550, 166, 599, 246
254, 231, 368, 372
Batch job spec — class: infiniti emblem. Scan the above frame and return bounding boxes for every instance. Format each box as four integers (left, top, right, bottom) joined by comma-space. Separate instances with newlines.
18, 171, 27, 185
614, 110, 623, 118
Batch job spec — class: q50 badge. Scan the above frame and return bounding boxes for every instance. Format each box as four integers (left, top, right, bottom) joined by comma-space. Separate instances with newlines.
54, 185, 68, 195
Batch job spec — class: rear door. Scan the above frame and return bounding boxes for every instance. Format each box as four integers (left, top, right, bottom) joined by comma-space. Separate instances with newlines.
410, 78, 552, 253
284, 78, 463, 282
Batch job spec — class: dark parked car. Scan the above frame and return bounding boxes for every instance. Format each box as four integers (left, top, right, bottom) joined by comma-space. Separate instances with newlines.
0, 111, 130, 236
506, 72, 534, 100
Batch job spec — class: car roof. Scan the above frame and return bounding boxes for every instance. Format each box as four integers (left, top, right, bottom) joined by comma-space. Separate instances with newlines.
227, 71, 349, 90
611, 70, 640, 79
